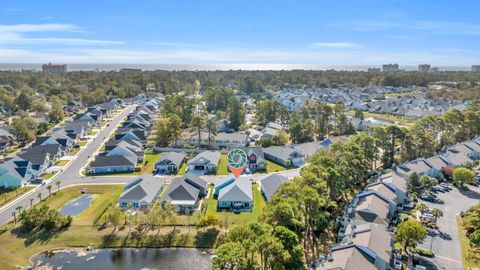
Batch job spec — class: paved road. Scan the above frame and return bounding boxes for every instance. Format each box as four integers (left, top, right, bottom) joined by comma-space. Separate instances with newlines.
418, 184, 480, 270
0, 106, 134, 224
0, 103, 302, 225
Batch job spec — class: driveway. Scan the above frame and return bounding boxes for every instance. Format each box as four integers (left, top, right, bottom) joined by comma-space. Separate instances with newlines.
418, 184, 480, 270
0, 106, 133, 225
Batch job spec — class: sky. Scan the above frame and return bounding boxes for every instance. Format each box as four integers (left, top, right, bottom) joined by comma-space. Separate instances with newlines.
0, 0, 479, 66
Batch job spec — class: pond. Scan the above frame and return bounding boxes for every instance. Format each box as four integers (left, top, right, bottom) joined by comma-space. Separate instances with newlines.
365, 116, 394, 125
30, 248, 212, 270
60, 194, 96, 216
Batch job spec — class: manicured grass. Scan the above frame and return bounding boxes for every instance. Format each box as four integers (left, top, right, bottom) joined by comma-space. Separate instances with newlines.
141, 153, 162, 174
177, 162, 188, 175
55, 159, 69, 166
68, 148, 81, 156
95, 153, 162, 177
78, 141, 88, 146
457, 216, 480, 269
265, 160, 287, 173
204, 183, 266, 227
42, 172, 56, 180
89, 130, 98, 136
0, 184, 224, 270
0, 187, 33, 208
217, 154, 229, 175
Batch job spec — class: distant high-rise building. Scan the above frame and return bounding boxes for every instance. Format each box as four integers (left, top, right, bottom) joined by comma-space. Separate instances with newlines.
430, 67, 439, 73
418, 64, 430, 72
382, 63, 399, 72
367, 68, 381, 73
472, 65, 480, 72
42, 63, 67, 74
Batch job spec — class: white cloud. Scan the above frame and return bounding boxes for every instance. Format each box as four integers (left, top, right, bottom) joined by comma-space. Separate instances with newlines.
311, 42, 362, 48
0, 47, 478, 66
0, 23, 123, 46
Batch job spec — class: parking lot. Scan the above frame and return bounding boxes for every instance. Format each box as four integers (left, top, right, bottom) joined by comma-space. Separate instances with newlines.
418, 183, 480, 270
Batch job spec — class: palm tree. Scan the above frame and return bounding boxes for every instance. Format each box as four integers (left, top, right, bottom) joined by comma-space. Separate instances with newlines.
206, 119, 217, 149
417, 203, 428, 213
37, 192, 42, 202
55, 179, 61, 191
46, 185, 52, 197
29, 197, 34, 208
190, 115, 205, 148
11, 211, 16, 225
432, 208, 444, 226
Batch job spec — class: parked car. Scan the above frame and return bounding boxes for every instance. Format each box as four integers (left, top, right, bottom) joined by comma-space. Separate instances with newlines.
432, 185, 446, 192
439, 183, 451, 190
31, 178, 44, 185
420, 194, 435, 202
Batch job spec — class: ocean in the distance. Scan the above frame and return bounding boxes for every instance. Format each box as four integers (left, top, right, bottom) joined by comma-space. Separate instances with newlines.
0, 63, 471, 72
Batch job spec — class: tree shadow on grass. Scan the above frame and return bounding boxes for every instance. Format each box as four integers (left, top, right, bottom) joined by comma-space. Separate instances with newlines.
194, 228, 219, 248
100, 233, 119, 248
13, 227, 67, 247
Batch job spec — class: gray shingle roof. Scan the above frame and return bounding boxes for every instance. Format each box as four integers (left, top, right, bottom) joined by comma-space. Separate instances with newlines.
188, 151, 221, 166
264, 146, 304, 160
260, 174, 289, 200
89, 155, 136, 167
218, 179, 253, 202
156, 152, 186, 167
119, 174, 164, 204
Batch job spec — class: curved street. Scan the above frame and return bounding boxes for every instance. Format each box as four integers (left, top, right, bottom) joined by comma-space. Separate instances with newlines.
0, 106, 301, 225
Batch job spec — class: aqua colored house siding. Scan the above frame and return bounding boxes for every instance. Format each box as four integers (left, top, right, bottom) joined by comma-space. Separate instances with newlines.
214, 178, 235, 197
218, 200, 252, 209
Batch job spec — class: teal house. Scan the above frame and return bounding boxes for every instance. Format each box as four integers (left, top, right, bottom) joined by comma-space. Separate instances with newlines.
214, 177, 235, 197
217, 179, 253, 211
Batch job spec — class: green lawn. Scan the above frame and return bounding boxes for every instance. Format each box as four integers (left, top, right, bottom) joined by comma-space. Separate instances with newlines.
78, 141, 88, 146
68, 148, 81, 156
265, 160, 287, 173
55, 159, 69, 166
457, 216, 480, 269
95, 153, 162, 177
42, 172, 56, 180
177, 162, 188, 175
141, 153, 162, 174
89, 130, 98, 136
217, 154, 229, 175
0, 187, 33, 208
204, 183, 266, 227
0, 184, 222, 270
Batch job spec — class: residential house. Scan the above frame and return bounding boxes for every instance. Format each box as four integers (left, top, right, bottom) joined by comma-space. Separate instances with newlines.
155, 152, 186, 174
19, 144, 62, 174
378, 172, 410, 206
239, 147, 266, 172
161, 173, 208, 213
118, 174, 164, 209
293, 141, 326, 158
0, 127, 16, 152
105, 145, 141, 163
217, 179, 253, 211
187, 151, 221, 173
0, 158, 34, 187
424, 155, 450, 178
259, 174, 290, 201
346, 191, 395, 227
88, 155, 136, 174
320, 223, 393, 270
394, 159, 434, 178
263, 146, 305, 167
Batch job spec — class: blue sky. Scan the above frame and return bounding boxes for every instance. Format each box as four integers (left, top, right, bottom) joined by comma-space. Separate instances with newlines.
1, 0, 479, 65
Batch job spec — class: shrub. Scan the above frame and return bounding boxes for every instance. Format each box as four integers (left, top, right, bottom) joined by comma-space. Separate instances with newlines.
413, 247, 435, 257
